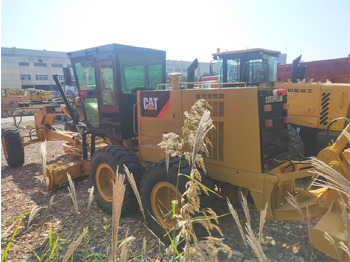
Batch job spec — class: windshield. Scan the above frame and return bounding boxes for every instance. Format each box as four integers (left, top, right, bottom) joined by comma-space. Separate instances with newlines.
119, 54, 163, 94
1, 90, 7, 97
74, 62, 96, 91
268, 56, 278, 82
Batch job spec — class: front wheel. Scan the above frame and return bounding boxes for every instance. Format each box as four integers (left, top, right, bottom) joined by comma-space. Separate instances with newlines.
89, 145, 143, 215
1, 127, 24, 167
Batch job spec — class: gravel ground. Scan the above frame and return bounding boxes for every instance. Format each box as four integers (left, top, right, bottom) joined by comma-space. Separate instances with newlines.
1, 118, 336, 261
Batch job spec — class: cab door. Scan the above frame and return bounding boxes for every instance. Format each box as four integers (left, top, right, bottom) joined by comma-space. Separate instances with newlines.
73, 58, 100, 129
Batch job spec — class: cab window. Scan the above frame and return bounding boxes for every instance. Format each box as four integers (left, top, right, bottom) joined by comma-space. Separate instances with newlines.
149, 64, 162, 89
123, 65, 145, 94
84, 97, 99, 127
74, 62, 96, 90
1, 90, 7, 97
101, 65, 116, 105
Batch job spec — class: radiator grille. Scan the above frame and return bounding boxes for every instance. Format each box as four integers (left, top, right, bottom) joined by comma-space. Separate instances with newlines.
196, 93, 224, 162
320, 92, 330, 126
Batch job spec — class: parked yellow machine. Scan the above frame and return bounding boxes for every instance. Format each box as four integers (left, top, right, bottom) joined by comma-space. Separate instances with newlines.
2, 44, 349, 260
1, 88, 30, 117
210, 48, 350, 156
23, 89, 54, 104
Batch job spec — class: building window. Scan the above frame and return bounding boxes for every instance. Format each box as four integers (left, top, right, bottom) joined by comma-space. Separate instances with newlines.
56, 75, 64, 81
51, 63, 63, 68
34, 62, 47, 67
36, 75, 49, 80
18, 62, 29, 66
20, 74, 31, 80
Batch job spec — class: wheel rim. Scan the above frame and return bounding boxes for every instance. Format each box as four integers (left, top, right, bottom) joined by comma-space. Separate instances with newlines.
151, 181, 182, 230
2, 137, 8, 159
96, 163, 115, 202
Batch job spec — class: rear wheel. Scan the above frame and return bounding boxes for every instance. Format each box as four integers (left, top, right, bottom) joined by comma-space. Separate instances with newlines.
287, 124, 305, 158
140, 158, 216, 242
1, 127, 24, 167
89, 145, 143, 215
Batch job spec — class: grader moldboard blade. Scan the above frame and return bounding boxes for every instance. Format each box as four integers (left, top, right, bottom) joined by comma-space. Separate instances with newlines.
45, 155, 90, 191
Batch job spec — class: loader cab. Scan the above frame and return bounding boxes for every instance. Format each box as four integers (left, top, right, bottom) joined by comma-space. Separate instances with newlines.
213, 48, 280, 87
68, 44, 166, 143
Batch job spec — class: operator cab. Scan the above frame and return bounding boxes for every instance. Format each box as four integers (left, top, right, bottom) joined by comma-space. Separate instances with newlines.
68, 44, 166, 143
213, 48, 280, 86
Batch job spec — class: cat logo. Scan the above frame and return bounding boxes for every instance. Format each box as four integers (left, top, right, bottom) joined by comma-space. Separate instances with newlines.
143, 97, 158, 111
140, 91, 170, 118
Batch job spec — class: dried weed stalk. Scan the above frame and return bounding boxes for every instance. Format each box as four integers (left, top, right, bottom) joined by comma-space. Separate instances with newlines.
62, 227, 88, 262
67, 173, 79, 214
124, 164, 146, 221
119, 229, 135, 262
227, 196, 268, 262
111, 167, 125, 262
36, 196, 54, 244
159, 99, 231, 261
27, 206, 41, 228
40, 141, 48, 188
87, 186, 94, 215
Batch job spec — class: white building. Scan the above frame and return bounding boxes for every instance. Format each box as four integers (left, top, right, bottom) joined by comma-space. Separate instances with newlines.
1, 47, 71, 90
1, 47, 212, 90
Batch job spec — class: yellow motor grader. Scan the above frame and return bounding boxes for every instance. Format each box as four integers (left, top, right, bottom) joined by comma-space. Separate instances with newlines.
2, 43, 349, 260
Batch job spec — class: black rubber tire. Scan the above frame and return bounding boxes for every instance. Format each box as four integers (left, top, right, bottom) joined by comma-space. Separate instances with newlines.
1, 127, 24, 167
140, 158, 217, 243
89, 145, 144, 215
287, 124, 305, 158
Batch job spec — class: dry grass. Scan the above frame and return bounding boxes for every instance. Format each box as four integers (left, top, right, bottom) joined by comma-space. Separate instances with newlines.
62, 227, 88, 262
159, 99, 231, 261
36, 196, 54, 244
111, 167, 126, 262
27, 206, 41, 228
124, 164, 146, 221
227, 195, 268, 262
67, 173, 79, 214
40, 141, 48, 188
87, 186, 94, 215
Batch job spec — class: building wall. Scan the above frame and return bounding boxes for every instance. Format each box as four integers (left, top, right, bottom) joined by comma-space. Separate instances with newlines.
1, 47, 71, 90
1, 47, 212, 90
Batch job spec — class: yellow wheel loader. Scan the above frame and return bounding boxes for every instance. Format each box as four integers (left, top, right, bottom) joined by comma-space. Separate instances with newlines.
2, 43, 349, 260
210, 48, 350, 157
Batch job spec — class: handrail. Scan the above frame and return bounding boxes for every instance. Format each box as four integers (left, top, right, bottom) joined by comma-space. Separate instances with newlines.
132, 103, 138, 136
156, 81, 247, 90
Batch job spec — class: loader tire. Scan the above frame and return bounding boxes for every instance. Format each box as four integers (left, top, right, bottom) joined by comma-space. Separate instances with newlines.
1, 127, 24, 167
89, 145, 144, 215
287, 124, 305, 158
140, 158, 216, 243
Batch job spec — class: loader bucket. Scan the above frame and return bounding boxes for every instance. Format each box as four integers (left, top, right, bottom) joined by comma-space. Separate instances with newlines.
45, 155, 90, 191
308, 123, 350, 260
309, 190, 348, 261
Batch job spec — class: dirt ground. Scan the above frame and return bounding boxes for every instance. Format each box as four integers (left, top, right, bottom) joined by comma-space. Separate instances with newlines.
1, 118, 336, 261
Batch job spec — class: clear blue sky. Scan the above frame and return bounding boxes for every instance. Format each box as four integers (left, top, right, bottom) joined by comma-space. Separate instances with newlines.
1, 0, 349, 63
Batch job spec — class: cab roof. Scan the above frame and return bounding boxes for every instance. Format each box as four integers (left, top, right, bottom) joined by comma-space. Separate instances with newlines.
213, 48, 281, 59
67, 43, 166, 59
